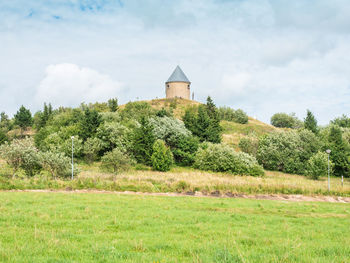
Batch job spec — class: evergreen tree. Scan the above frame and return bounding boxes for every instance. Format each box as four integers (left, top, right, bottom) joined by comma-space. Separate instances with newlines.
196, 105, 211, 141
108, 98, 119, 112
0, 112, 11, 131
183, 98, 222, 143
37, 103, 52, 130
205, 97, 222, 143
132, 117, 155, 165
79, 108, 102, 141
151, 139, 174, 171
328, 126, 350, 177
304, 110, 318, 134
0, 129, 7, 145
183, 106, 197, 133
206, 96, 217, 119
14, 105, 32, 132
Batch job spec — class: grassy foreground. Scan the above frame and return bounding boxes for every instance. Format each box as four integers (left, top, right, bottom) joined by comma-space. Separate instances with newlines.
0, 192, 349, 262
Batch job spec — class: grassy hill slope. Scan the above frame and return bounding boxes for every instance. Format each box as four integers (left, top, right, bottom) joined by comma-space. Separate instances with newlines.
124, 98, 282, 148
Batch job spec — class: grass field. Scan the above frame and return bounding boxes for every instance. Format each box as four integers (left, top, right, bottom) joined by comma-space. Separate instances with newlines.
0, 192, 349, 262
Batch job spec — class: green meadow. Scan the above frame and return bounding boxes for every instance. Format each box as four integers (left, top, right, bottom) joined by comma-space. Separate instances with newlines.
0, 192, 349, 262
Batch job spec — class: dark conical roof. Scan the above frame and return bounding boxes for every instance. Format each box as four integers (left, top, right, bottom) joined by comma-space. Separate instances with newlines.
166, 65, 190, 83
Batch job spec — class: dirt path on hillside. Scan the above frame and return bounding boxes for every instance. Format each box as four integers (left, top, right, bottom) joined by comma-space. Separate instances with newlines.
4, 189, 350, 203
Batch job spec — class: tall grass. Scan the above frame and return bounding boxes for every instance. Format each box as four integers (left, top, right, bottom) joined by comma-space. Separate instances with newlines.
1, 162, 349, 197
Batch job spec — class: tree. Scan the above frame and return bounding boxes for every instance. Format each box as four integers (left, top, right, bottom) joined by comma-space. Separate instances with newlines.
101, 148, 135, 174
304, 110, 318, 134
0, 112, 12, 131
233, 109, 249, 124
79, 108, 102, 141
14, 105, 32, 132
151, 140, 174, 172
0, 138, 39, 177
331, 115, 350, 128
36, 103, 53, 130
327, 126, 350, 177
306, 152, 332, 180
183, 98, 222, 143
0, 128, 8, 145
108, 98, 119, 112
38, 151, 71, 179
83, 137, 105, 163
132, 117, 155, 165
271, 113, 302, 128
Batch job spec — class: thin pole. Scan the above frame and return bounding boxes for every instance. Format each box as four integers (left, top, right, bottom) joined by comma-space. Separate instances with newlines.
327, 153, 330, 192
342, 176, 344, 187
71, 137, 74, 180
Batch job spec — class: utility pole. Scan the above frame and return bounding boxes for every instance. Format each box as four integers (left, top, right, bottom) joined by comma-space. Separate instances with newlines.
326, 149, 331, 191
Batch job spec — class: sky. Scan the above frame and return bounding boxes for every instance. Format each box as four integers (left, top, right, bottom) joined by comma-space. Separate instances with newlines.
0, 0, 350, 124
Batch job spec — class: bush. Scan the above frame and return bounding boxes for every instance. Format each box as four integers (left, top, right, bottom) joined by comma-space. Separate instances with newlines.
193, 143, 264, 176
218, 107, 248, 124
101, 148, 135, 174
120, 101, 156, 122
38, 151, 72, 178
149, 116, 191, 142
151, 140, 174, 172
239, 135, 259, 157
270, 113, 302, 128
233, 109, 249, 124
306, 152, 332, 180
256, 130, 321, 174
0, 138, 40, 177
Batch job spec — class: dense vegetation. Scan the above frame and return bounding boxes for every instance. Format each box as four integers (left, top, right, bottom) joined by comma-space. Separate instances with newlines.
0, 98, 349, 186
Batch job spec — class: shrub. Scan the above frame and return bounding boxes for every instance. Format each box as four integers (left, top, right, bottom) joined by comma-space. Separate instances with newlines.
233, 109, 249, 124
0, 138, 40, 177
151, 140, 174, 172
149, 116, 191, 142
270, 113, 302, 128
306, 152, 332, 180
256, 130, 321, 174
193, 143, 264, 176
239, 135, 259, 157
38, 151, 72, 178
218, 107, 248, 124
101, 148, 135, 174
120, 101, 156, 122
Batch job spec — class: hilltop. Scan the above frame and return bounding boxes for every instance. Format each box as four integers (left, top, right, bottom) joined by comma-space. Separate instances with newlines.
121, 98, 281, 148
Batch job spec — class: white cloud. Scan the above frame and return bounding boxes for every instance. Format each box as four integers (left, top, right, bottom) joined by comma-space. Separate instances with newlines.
35, 63, 122, 108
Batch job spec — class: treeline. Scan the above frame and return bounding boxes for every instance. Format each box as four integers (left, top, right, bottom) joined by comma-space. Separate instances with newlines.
0, 97, 264, 178
241, 111, 350, 179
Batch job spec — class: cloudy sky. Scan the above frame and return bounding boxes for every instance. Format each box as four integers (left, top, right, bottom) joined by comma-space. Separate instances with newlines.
1, 0, 349, 124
